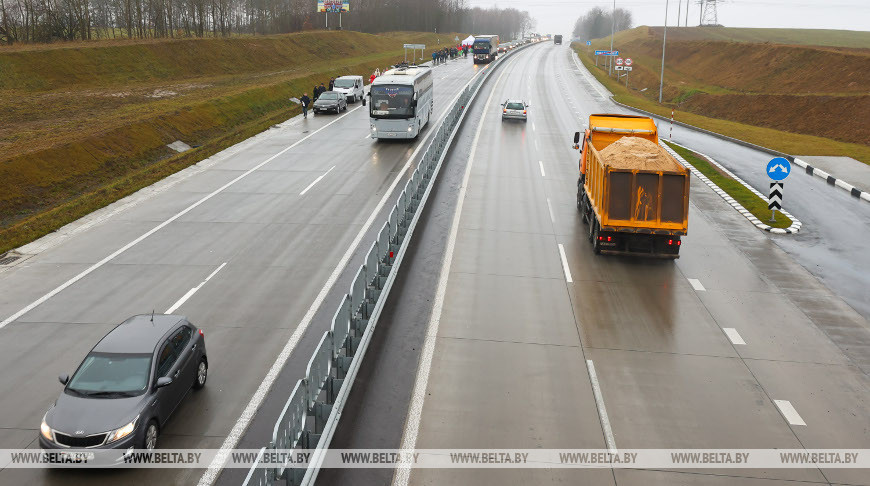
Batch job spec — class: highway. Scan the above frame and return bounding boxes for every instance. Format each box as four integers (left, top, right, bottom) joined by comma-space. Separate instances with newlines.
0, 55, 483, 485
0, 39, 868, 486
321, 43, 870, 486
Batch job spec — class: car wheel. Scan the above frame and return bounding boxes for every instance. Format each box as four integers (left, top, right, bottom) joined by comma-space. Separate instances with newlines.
142, 421, 158, 450
193, 358, 208, 389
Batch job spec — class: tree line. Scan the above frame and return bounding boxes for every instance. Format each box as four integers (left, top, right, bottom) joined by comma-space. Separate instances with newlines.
0, 0, 533, 45
572, 6, 632, 41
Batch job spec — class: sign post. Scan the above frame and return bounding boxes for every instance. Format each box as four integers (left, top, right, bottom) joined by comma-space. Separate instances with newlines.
624, 58, 633, 87
766, 157, 791, 221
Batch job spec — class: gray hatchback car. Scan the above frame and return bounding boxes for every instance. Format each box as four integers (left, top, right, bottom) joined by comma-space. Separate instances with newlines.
39, 315, 207, 452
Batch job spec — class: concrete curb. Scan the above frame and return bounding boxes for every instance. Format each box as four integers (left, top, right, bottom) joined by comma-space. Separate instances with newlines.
662, 141, 802, 235
610, 98, 870, 204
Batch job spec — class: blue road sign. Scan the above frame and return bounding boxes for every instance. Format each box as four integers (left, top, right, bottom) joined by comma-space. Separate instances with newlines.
767, 157, 791, 181
594, 50, 619, 56
586, 41, 592, 46
595, 50, 606, 55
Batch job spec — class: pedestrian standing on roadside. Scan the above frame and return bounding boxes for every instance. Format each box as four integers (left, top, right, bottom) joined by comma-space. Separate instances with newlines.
300, 93, 311, 118
432, 51, 437, 65
329, 77, 335, 91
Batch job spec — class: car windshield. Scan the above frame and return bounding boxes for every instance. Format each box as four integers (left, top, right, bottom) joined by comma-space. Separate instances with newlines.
506, 102, 525, 110
319, 92, 340, 100
334, 79, 355, 88
370, 85, 414, 118
67, 352, 152, 397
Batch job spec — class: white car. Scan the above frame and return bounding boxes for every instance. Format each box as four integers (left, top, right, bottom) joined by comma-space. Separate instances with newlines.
501, 99, 529, 122
333, 75, 365, 103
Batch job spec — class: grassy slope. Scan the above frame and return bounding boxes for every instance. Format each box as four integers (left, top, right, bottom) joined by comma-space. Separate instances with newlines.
0, 31, 462, 255
572, 26, 870, 164
665, 141, 792, 229
641, 26, 870, 49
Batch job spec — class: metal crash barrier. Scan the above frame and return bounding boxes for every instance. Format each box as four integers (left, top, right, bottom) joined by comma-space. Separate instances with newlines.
242, 40, 537, 486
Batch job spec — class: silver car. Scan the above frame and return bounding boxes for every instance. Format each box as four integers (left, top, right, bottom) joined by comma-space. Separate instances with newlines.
501, 99, 529, 122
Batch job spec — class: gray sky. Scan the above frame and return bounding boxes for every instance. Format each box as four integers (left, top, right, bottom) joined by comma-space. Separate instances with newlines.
468, 0, 870, 37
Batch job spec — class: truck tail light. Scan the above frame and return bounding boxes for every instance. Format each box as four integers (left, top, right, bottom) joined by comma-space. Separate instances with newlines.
607, 236, 612, 242
677, 240, 682, 246
668, 239, 673, 245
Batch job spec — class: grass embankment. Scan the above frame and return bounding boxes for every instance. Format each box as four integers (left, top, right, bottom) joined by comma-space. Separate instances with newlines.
0, 31, 463, 255
665, 141, 792, 229
571, 26, 870, 164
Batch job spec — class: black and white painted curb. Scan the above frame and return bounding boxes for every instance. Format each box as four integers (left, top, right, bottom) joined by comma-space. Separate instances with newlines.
788, 156, 870, 203
663, 141, 802, 235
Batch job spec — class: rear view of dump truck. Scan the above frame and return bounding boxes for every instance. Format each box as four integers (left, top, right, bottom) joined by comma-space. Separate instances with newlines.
574, 114, 689, 258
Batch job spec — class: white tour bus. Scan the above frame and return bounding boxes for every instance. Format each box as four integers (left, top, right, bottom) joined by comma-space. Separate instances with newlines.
367, 65, 434, 140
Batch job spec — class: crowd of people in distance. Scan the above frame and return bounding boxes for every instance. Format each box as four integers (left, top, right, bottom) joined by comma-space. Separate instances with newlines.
432, 45, 469, 65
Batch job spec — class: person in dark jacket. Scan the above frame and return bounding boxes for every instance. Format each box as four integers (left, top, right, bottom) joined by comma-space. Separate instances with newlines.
300, 93, 311, 118
329, 78, 335, 90
313, 85, 320, 100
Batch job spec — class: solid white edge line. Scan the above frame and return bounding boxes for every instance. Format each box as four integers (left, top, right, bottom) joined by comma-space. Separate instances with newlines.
299, 166, 336, 196
392, 56, 517, 486
546, 198, 555, 224
558, 243, 573, 283
687, 278, 706, 292
0, 107, 363, 329
165, 262, 227, 314
723, 327, 746, 346
587, 359, 617, 452
199, 71, 481, 486
774, 399, 807, 426
539, 160, 546, 177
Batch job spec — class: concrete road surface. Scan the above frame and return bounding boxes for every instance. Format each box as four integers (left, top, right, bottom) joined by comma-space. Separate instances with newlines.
322, 44, 870, 486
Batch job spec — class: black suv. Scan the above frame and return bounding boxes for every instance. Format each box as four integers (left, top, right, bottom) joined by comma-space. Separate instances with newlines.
40, 315, 208, 452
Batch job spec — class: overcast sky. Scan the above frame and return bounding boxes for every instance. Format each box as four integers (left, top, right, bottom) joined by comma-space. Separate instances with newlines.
468, 0, 870, 37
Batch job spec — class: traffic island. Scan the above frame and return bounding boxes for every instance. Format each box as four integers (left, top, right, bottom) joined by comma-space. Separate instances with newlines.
663, 141, 802, 235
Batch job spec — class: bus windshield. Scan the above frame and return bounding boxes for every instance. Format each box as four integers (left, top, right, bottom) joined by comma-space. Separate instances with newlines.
370, 85, 415, 118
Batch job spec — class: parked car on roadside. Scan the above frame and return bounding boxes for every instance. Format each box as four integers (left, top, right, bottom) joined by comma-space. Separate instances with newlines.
332, 75, 365, 103
314, 91, 348, 114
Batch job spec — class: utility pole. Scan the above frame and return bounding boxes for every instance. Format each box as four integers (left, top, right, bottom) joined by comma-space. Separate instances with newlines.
659, 0, 669, 103
608, 0, 616, 76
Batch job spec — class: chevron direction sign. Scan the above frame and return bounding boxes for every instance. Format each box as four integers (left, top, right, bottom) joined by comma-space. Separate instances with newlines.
769, 182, 784, 210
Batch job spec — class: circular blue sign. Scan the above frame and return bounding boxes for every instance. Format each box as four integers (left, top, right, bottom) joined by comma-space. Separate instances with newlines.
766, 157, 791, 181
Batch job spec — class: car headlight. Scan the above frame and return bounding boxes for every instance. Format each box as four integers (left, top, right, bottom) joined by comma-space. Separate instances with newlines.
40, 416, 53, 441
407, 125, 413, 132
108, 417, 138, 443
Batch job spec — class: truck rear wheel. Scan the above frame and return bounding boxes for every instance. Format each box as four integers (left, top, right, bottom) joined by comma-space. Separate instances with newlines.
591, 222, 601, 254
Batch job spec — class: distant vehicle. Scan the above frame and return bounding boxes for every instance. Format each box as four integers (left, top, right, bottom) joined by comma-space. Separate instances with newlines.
554, 35, 563, 45
472, 35, 499, 64
313, 91, 348, 114
333, 75, 364, 103
501, 99, 529, 122
498, 45, 507, 53
574, 114, 690, 257
40, 315, 208, 452
368, 65, 433, 140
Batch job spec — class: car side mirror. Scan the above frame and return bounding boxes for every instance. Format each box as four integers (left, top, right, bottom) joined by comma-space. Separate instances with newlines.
58, 374, 69, 385
573, 131, 581, 144
156, 376, 173, 388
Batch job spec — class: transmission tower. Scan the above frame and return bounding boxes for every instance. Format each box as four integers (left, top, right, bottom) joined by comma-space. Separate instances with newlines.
698, 0, 720, 26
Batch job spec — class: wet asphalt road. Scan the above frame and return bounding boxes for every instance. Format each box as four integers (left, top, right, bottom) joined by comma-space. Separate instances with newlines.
321, 44, 870, 486
0, 41, 867, 486
0, 56, 484, 486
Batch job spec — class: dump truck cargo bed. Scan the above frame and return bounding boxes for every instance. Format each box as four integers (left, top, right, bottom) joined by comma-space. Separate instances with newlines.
575, 114, 690, 258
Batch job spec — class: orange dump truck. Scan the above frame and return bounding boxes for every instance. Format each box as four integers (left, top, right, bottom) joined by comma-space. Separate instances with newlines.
574, 114, 689, 258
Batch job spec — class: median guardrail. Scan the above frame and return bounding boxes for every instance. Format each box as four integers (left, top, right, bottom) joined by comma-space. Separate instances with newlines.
242, 40, 537, 486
